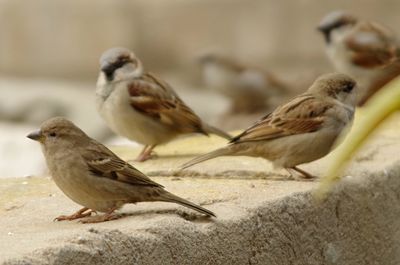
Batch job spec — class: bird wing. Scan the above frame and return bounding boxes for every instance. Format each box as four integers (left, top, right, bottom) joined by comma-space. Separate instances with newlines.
127, 72, 205, 134
83, 141, 163, 187
345, 21, 400, 68
231, 94, 332, 143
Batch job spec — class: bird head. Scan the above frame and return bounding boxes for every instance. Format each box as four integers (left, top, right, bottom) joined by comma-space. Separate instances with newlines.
99, 47, 143, 83
27, 117, 89, 152
309, 73, 357, 106
317, 11, 357, 43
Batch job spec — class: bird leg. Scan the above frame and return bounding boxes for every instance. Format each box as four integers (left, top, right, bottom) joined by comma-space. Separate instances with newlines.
290, 166, 317, 180
54, 207, 96, 221
80, 207, 120, 223
135, 145, 157, 162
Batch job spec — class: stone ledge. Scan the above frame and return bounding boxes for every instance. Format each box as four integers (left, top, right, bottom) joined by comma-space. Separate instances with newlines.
2, 166, 400, 265
1, 114, 400, 265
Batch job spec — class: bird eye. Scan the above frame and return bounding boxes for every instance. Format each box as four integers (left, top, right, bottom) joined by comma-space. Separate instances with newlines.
343, 83, 354, 93
49, 132, 57, 137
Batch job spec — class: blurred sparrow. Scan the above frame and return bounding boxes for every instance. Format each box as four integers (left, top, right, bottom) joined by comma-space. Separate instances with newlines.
27, 117, 215, 223
318, 10, 400, 105
96, 47, 231, 162
198, 54, 289, 113
181, 73, 357, 179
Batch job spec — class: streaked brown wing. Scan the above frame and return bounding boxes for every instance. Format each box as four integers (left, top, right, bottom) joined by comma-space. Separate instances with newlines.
83, 142, 163, 188
346, 22, 399, 68
128, 72, 205, 133
231, 95, 332, 143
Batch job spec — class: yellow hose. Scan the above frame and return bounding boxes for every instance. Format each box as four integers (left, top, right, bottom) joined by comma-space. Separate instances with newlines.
315, 76, 400, 199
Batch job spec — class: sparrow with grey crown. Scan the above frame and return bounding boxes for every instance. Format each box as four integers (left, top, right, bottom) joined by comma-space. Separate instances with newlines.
318, 11, 400, 105
27, 117, 215, 223
96, 47, 231, 162
181, 73, 357, 179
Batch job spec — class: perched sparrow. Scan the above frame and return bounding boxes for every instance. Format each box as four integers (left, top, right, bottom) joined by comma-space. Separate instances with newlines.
27, 117, 215, 223
318, 11, 400, 105
181, 73, 357, 179
96, 47, 231, 162
198, 54, 289, 113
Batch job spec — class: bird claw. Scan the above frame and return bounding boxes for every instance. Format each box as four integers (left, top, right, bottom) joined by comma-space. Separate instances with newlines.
286, 167, 317, 181
54, 208, 96, 222
134, 151, 157, 162
134, 145, 157, 162
79, 213, 121, 223
293, 175, 316, 182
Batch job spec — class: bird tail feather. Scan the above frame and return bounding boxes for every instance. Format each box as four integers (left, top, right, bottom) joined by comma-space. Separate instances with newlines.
159, 191, 216, 217
180, 147, 231, 170
202, 123, 232, 140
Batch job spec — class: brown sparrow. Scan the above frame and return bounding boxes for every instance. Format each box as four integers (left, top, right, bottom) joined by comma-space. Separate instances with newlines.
27, 117, 215, 223
198, 54, 289, 113
96, 47, 231, 162
318, 11, 400, 105
181, 73, 357, 179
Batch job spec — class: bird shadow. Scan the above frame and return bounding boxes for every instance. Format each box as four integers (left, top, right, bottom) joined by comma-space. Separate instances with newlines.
145, 169, 317, 182
119, 208, 216, 223
126, 153, 203, 165
157, 153, 206, 159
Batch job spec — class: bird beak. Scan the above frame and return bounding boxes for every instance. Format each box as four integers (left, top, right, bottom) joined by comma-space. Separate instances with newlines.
27, 130, 44, 142
316, 23, 328, 32
316, 25, 331, 43
100, 63, 117, 81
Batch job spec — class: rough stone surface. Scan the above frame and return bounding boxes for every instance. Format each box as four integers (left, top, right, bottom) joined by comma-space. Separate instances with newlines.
1, 113, 399, 265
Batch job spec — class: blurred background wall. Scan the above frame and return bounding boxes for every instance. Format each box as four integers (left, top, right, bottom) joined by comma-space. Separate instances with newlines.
1, 0, 400, 81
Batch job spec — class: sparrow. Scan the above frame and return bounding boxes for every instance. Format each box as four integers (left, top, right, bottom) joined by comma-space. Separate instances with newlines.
96, 47, 231, 162
27, 117, 215, 223
317, 10, 400, 105
198, 54, 289, 113
181, 73, 357, 179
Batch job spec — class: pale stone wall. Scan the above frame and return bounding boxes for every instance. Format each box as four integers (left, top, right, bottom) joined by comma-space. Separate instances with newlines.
0, 0, 400, 79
